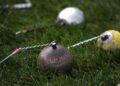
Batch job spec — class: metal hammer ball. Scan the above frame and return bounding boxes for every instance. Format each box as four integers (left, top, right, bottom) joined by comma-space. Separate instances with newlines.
37, 42, 73, 72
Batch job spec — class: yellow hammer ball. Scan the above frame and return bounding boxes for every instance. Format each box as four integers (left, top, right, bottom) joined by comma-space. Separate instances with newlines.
97, 30, 120, 50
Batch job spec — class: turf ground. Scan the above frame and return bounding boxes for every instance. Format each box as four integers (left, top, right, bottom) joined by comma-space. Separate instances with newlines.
0, 0, 120, 86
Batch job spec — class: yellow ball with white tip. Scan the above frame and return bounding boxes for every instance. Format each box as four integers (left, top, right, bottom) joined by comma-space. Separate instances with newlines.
97, 30, 120, 50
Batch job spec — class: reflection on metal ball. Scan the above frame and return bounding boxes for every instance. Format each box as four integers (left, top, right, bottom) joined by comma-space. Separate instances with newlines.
37, 42, 73, 72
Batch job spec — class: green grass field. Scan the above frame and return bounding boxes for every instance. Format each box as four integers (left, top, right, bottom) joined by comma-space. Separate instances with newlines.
0, 0, 120, 86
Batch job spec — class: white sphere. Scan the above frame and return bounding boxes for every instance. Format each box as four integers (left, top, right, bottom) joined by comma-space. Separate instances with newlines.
56, 7, 85, 26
